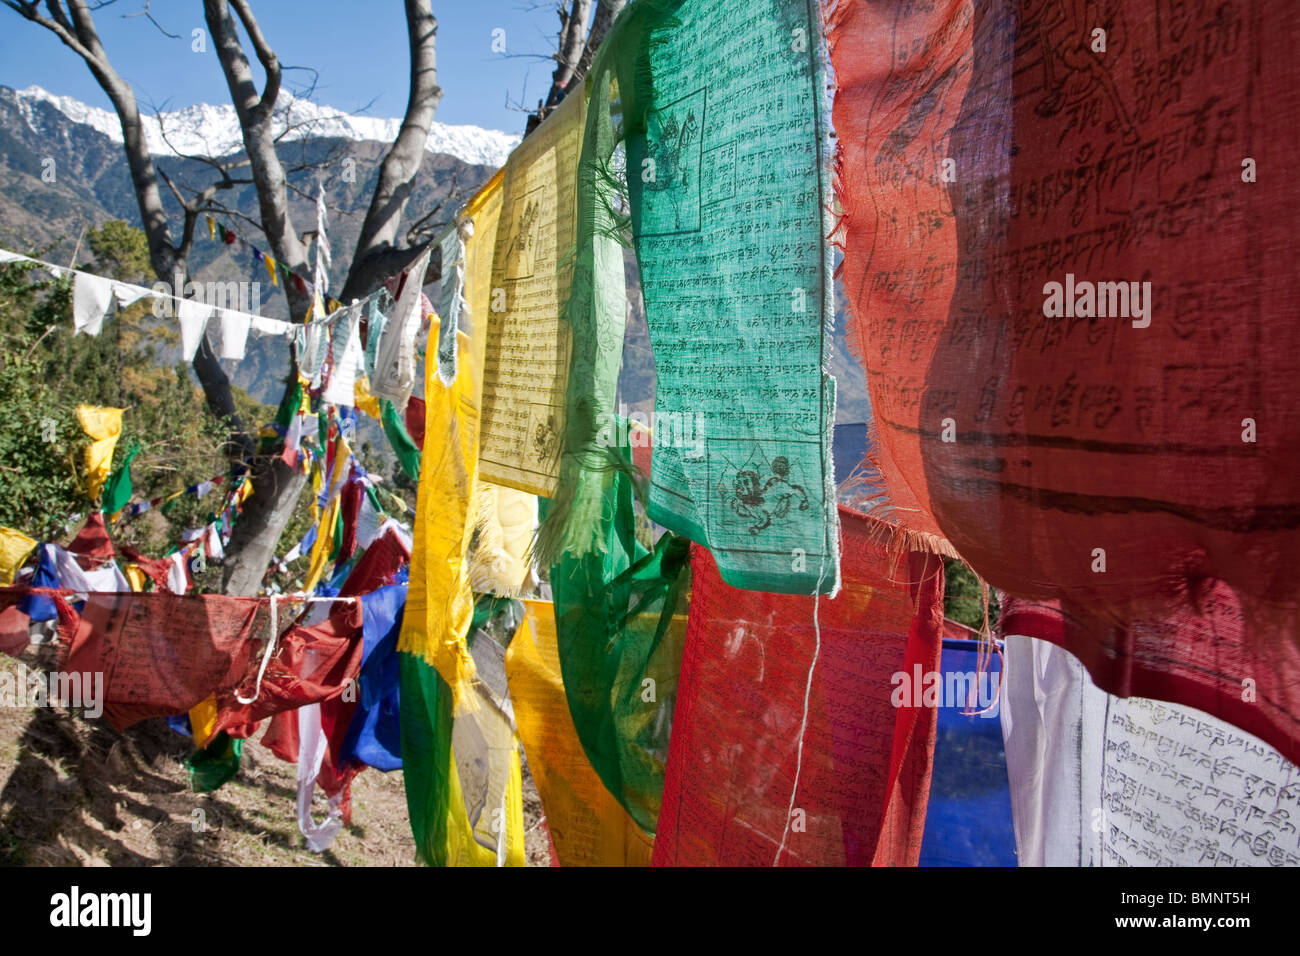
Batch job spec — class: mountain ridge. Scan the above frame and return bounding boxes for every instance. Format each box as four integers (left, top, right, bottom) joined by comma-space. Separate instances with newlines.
9, 84, 520, 169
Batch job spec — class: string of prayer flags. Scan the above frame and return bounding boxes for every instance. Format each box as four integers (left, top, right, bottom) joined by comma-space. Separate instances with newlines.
121, 471, 228, 518
825, 3, 1300, 650
76, 405, 124, 503
1, 247, 294, 353
207, 217, 344, 312
600, 0, 841, 594
478, 88, 585, 497
71, 269, 154, 336
506, 600, 655, 866
652, 508, 945, 866
54, 589, 271, 731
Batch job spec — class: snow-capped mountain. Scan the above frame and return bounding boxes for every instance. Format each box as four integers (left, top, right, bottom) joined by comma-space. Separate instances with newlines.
11, 85, 519, 168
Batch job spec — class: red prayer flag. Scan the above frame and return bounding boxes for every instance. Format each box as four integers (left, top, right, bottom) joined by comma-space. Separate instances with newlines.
210, 599, 363, 739
54, 590, 267, 730
0, 600, 31, 657
827, 1, 1300, 743
1000, 593, 1300, 767
652, 509, 945, 866
67, 511, 115, 567
403, 396, 425, 451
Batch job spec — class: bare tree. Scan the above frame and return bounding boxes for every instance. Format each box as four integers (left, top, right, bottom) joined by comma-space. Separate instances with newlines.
526, 0, 625, 135
5, 0, 621, 595
1, 0, 448, 595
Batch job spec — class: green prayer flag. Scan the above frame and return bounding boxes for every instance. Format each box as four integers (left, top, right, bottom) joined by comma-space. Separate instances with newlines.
400, 597, 524, 866
400, 653, 455, 865
544, 422, 691, 834
101, 441, 140, 515
186, 731, 243, 793
275, 378, 303, 430
541, 0, 841, 594
381, 400, 422, 480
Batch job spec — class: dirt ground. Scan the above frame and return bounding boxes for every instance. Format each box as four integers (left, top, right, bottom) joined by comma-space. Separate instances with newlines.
0, 646, 552, 867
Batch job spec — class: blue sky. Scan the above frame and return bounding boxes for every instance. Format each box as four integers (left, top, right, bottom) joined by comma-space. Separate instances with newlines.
0, 1, 577, 134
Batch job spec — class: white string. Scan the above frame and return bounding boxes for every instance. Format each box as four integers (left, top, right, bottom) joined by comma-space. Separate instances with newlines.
0, 246, 373, 330
237, 594, 278, 705
774, 553, 829, 866
234, 594, 358, 705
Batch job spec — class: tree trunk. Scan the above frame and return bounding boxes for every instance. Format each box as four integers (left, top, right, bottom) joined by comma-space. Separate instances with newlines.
526, 0, 622, 136
341, 0, 442, 302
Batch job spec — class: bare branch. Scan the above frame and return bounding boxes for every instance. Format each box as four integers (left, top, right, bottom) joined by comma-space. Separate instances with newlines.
121, 0, 179, 39
227, 0, 280, 117
526, 0, 623, 135
575, 0, 625, 78
3, 2, 98, 68
203, 200, 264, 236
204, 0, 310, 318
340, 0, 442, 301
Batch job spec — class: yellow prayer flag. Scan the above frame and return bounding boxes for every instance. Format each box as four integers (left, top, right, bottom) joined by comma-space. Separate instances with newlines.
302, 430, 351, 594
505, 600, 654, 866
352, 374, 383, 421
76, 404, 124, 502
478, 90, 584, 497
123, 563, 148, 592
188, 695, 219, 751
397, 317, 481, 715
0, 527, 38, 585
462, 168, 504, 410
264, 253, 279, 287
